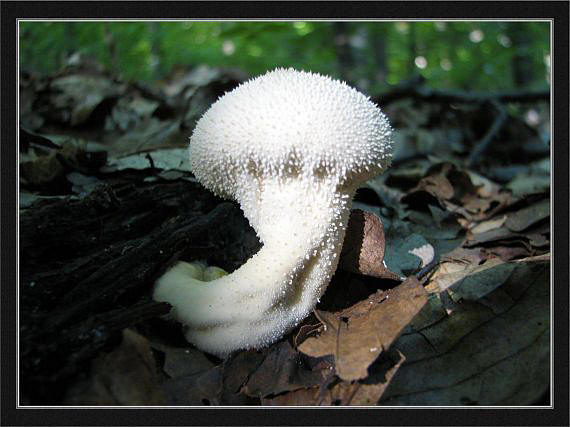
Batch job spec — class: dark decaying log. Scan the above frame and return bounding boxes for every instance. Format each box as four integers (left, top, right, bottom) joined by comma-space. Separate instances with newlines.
19, 179, 260, 404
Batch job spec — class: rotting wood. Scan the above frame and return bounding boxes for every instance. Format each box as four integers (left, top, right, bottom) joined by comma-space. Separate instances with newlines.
19, 178, 259, 404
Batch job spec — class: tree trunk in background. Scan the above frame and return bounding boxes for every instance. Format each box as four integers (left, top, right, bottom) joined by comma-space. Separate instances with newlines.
149, 22, 163, 79
103, 23, 119, 77
408, 23, 417, 77
63, 23, 77, 67
447, 23, 460, 88
333, 22, 355, 82
370, 25, 387, 87
509, 23, 534, 88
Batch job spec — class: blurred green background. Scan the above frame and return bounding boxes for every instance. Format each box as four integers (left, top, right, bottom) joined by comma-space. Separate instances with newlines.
19, 21, 550, 93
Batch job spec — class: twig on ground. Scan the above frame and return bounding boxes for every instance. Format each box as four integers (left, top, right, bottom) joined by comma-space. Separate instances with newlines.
466, 99, 509, 168
374, 85, 549, 107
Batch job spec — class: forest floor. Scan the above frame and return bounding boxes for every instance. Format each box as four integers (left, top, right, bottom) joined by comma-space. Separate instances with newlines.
19, 63, 551, 406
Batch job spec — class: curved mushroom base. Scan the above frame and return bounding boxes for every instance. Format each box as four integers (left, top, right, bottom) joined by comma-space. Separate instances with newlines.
153, 179, 355, 357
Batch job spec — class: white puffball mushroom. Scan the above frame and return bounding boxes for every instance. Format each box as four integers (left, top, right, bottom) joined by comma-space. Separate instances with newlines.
153, 68, 394, 357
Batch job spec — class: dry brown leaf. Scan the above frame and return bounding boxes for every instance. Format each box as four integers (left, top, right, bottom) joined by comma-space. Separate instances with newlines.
334, 350, 407, 405
461, 193, 493, 215
49, 74, 125, 126
264, 350, 407, 406
406, 163, 515, 222
64, 329, 166, 405
298, 277, 428, 381
408, 243, 435, 267
459, 170, 512, 217
379, 262, 549, 405
507, 173, 550, 197
428, 257, 515, 300
505, 198, 550, 232
415, 172, 455, 200
293, 320, 323, 348
20, 143, 81, 187
483, 245, 532, 261
221, 349, 266, 396
20, 153, 65, 187
108, 118, 186, 156
464, 226, 532, 249
515, 253, 550, 263
466, 170, 502, 199
440, 246, 485, 264
470, 215, 507, 234
150, 342, 214, 379
161, 365, 223, 405
262, 387, 323, 406
242, 341, 326, 398
446, 260, 517, 302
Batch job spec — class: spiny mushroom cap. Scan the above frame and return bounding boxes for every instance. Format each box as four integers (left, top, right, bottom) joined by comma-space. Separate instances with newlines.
190, 68, 393, 199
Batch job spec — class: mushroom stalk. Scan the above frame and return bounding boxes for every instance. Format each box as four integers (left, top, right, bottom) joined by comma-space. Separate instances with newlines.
153, 68, 393, 357
154, 177, 355, 356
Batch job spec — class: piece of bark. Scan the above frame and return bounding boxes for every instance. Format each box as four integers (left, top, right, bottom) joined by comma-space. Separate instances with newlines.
339, 209, 400, 280
19, 179, 259, 404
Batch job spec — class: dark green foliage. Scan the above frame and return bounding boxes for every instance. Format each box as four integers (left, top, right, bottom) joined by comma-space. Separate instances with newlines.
19, 21, 549, 91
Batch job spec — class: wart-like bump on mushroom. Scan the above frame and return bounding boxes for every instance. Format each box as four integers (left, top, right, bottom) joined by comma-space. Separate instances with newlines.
153, 68, 394, 357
